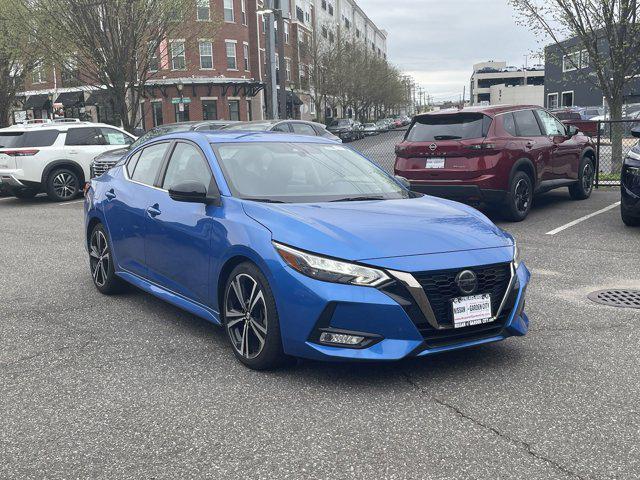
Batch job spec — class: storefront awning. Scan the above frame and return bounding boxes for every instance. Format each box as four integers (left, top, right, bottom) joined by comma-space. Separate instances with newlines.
56, 91, 85, 107
85, 90, 113, 106
24, 94, 49, 110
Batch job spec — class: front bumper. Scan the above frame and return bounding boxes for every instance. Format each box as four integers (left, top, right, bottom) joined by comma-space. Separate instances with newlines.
270, 247, 529, 362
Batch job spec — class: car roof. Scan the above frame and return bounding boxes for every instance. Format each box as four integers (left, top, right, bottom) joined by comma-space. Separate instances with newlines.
1, 121, 125, 132
417, 105, 542, 118
147, 130, 338, 145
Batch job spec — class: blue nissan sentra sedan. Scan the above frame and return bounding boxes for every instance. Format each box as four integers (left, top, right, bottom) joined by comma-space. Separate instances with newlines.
84, 131, 530, 370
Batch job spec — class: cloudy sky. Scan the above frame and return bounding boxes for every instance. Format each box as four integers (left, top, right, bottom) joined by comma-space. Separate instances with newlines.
361, 0, 546, 102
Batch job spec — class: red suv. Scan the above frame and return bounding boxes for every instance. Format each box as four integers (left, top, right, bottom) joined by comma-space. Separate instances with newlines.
394, 105, 597, 221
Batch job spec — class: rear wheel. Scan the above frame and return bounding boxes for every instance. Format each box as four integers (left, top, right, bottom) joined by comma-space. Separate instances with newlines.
569, 156, 595, 200
14, 188, 39, 199
501, 171, 533, 222
621, 206, 640, 226
46, 167, 80, 201
223, 262, 289, 370
89, 223, 126, 295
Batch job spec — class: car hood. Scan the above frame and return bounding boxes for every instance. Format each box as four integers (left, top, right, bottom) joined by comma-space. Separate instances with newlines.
94, 147, 129, 162
242, 196, 512, 262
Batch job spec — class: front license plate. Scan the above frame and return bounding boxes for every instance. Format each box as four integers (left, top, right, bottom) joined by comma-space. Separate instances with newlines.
451, 294, 492, 328
425, 157, 445, 168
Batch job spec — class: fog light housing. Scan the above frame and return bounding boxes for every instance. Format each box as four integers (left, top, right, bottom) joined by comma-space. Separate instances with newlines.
319, 332, 365, 346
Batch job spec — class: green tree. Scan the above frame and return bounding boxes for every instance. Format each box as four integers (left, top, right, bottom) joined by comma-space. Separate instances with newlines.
25, 0, 219, 133
510, 0, 640, 169
0, 0, 43, 127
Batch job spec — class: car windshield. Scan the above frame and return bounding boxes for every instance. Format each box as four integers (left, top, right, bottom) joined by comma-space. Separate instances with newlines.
213, 142, 410, 203
406, 113, 491, 141
223, 122, 273, 131
129, 125, 193, 150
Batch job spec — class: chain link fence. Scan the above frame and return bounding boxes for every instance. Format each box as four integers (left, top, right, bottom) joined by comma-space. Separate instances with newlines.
347, 128, 407, 174
595, 119, 640, 187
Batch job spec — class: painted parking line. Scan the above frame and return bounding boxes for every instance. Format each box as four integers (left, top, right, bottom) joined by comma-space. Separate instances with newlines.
56, 200, 85, 206
0, 197, 14, 202
546, 202, 621, 235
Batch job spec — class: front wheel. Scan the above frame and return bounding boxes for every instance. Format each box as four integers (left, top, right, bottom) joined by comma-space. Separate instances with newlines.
89, 224, 126, 295
621, 206, 640, 226
223, 262, 289, 370
501, 171, 533, 222
569, 157, 595, 200
46, 168, 80, 201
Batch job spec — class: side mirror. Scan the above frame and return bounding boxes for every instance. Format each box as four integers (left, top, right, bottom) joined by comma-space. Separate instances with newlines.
169, 181, 220, 205
632, 127, 640, 139
395, 175, 411, 189
567, 125, 579, 137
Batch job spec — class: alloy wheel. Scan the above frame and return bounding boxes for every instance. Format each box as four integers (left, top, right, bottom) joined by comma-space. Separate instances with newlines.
89, 229, 110, 287
225, 273, 268, 359
514, 178, 531, 213
582, 162, 594, 192
53, 172, 77, 199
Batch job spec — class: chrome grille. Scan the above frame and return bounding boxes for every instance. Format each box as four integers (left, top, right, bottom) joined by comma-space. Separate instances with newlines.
90, 159, 118, 178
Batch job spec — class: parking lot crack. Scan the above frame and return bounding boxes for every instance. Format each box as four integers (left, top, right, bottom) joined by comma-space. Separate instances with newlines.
401, 371, 587, 480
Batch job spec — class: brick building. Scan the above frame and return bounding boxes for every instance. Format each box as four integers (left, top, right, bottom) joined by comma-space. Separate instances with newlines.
13, 0, 388, 128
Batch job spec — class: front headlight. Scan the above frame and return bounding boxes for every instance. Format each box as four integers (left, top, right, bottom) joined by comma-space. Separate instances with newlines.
513, 241, 521, 269
273, 242, 390, 287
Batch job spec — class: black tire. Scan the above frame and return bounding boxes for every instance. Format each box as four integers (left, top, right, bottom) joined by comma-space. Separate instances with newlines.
14, 188, 39, 199
569, 156, 595, 200
88, 223, 126, 295
621, 206, 640, 227
46, 167, 80, 201
223, 262, 289, 370
501, 171, 533, 222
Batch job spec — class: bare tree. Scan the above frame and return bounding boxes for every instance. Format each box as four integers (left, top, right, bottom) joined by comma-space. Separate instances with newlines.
510, 0, 640, 167
0, 0, 43, 127
25, 0, 219, 133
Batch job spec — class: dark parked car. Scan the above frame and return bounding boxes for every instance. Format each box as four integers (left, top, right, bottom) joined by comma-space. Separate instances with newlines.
223, 120, 340, 142
621, 127, 640, 226
90, 120, 238, 178
395, 105, 597, 221
327, 118, 362, 142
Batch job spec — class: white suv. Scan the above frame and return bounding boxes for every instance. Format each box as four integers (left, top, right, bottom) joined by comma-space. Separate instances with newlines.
0, 120, 135, 201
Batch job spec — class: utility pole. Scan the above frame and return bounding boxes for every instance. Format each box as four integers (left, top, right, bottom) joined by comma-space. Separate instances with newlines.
260, 0, 279, 119
276, 9, 288, 119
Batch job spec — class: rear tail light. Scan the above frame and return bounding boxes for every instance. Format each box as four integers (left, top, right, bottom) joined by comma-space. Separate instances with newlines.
1, 149, 40, 157
395, 144, 407, 157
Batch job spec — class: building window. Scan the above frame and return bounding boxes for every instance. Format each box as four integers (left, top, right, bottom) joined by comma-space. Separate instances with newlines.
321, 0, 327, 9
243, 43, 250, 70
229, 100, 240, 121
224, 0, 234, 22
547, 93, 559, 109
170, 41, 186, 70
329, 31, 334, 43
152, 101, 163, 127
562, 51, 581, 72
296, 6, 304, 22
202, 100, 217, 120
199, 41, 213, 69
32, 63, 45, 84
285, 58, 291, 81
322, 26, 328, 38
241, 0, 247, 25
328, 4, 333, 15
284, 22, 289, 43
561, 91, 574, 107
149, 45, 159, 72
196, 0, 210, 21
175, 102, 190, 122
226, 41, 237, 69
356, 28, 360, 38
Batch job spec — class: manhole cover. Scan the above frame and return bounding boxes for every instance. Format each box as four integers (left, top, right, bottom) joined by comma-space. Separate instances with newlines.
588, 289, 640, 309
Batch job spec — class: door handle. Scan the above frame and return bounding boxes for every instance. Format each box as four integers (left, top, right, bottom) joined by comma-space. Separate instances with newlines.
146, 204, 161, 218
105, 189, 116, 200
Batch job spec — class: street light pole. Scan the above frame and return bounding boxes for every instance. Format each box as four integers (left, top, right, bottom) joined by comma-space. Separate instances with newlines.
276, 11, 287, 119
260, 1, 279, 120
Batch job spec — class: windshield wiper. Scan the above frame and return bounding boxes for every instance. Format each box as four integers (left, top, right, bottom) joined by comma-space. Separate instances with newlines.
330, 196, 386, 202
433, 135, 462, 140
245, 198, 286, 204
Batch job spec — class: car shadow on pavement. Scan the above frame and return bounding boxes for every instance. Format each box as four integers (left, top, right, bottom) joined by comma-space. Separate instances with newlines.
479, 190, 586, 222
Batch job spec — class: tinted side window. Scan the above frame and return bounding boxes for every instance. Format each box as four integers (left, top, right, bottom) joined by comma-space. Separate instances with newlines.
502, 113, 517, 136
25, 130, 59, 147
131, 143, 169, 186
536, 110, 566, 136
291, 123, 317, 136
100, 127, 132, 145
513, 110, 542, 136
161, 143, 211, 190
65, 127, 105, 146
126, 151, 142, 177
272, 123, 291, 133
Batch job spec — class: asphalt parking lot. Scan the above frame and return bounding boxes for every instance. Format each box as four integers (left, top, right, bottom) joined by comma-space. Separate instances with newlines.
1, 173, 640, 477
